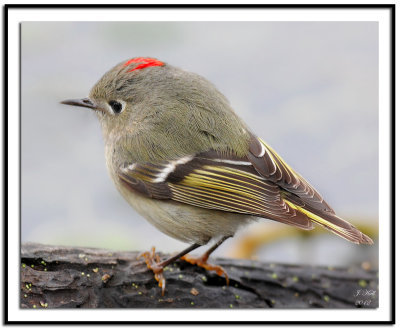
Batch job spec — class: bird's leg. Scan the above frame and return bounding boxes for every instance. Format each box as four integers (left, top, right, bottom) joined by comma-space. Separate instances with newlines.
181, 235, 231, 285
138, 243, 201, 296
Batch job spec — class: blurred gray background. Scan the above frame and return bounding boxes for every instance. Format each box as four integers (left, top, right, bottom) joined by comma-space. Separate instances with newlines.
21, 21, 378, 267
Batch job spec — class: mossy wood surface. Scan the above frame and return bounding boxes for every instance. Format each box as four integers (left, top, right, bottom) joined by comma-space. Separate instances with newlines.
21, 243, 378, 309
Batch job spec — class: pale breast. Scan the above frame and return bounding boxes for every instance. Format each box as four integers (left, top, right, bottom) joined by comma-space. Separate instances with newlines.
104, 143, 253, 244
117, 180, 253, 244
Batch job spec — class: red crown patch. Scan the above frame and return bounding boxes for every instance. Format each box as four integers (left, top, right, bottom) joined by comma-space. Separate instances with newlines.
123, 57, 164, 72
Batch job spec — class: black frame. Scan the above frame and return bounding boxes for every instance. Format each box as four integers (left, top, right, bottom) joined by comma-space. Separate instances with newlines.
4, 3, 395, 325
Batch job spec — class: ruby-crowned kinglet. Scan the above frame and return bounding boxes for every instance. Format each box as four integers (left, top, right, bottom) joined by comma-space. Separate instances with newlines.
62, 57, 373, 295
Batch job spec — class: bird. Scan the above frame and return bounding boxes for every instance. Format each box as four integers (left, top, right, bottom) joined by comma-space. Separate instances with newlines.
61, 57, 373, 295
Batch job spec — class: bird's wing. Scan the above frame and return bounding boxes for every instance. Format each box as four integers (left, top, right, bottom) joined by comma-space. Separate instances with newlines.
247, 136, 373, 244
247, 135, 334, 213
118, 150, 313, 230
118, 136, 373, 244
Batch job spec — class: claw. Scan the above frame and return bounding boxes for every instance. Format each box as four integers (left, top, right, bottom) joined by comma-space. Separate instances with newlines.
138, 247, 166, 296
181, 254, 229, 286
137, 243, 205, 296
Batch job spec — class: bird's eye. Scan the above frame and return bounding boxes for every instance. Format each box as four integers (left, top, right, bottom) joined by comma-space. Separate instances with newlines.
108, 100, 124, 114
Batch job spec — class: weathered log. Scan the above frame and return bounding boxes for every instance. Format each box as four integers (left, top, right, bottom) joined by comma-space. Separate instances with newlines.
20, 243, 378, 309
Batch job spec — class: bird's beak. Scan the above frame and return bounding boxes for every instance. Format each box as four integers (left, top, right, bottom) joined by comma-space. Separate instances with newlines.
60, 97, 98, 110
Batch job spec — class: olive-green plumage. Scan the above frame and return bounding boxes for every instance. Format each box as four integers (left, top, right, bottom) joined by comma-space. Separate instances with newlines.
62, 57, 373, 295
89, 60, 251, 165
62, 56, 373, 253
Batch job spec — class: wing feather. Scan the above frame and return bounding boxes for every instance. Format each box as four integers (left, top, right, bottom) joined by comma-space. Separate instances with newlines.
248, 136, 334, 213
117, 137, 373, 244
118, 152, 313, 230
248, 136, 372, 244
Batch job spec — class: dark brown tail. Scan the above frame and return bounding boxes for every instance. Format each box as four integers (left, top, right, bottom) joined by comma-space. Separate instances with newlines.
284, 199, 373, 245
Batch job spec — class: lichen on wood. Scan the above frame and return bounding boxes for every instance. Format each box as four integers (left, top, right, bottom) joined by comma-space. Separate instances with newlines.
21, 243, 378, 309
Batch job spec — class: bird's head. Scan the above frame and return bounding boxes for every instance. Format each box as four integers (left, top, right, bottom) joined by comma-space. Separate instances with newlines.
61, 57, 250, 161
61, 57, 170, 133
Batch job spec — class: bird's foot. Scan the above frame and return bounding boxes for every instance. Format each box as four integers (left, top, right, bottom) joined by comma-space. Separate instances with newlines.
138, 247, 166, 296
180, 254, 229, 285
